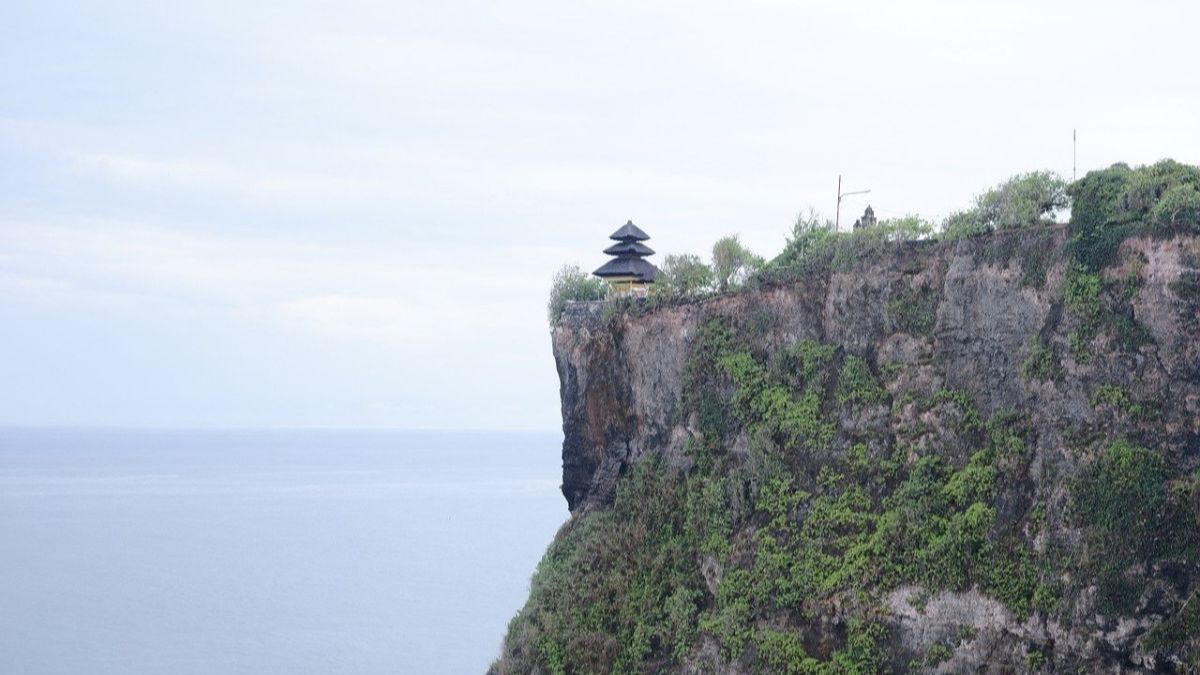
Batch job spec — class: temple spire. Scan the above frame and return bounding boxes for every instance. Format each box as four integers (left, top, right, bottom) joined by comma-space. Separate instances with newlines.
592, 220, 660, 295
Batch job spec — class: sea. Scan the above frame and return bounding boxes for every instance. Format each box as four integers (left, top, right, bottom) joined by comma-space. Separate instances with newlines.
0, 428, 567, 674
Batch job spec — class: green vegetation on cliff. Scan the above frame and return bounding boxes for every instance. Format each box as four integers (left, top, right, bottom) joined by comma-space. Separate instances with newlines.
509, 160, 1200, 673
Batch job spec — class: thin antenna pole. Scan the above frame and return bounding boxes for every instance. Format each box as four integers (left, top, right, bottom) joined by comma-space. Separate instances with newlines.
835, 175, 842, 231
836, 176, 871, 231
1073, 128, 1077, 182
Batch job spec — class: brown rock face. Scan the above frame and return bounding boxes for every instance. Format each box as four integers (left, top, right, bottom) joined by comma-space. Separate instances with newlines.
555, 228, 1199, 513
546, 226, 1200, 671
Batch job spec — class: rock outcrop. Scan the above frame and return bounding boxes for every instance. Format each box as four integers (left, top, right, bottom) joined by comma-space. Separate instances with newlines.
555, 227, 1197, 510
502, 225, 1200, 674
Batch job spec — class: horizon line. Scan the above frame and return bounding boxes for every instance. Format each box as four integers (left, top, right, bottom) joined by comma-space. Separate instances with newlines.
0, 424, 563, 434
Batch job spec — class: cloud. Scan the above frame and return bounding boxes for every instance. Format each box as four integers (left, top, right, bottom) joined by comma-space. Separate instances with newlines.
279, 294, 454, 342
72, 152, 366, 203
0, 270, 134, 310
0, 217, 570, 346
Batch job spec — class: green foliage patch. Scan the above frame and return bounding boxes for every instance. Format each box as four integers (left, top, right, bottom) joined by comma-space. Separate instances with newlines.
836, 357, 887, 408
547, 264, 608, 324
1022, 337, 1060, 382
713, 235, 765, 292
1089, 384, 1146, 419
1062, 259, 1153, 358
720, 350, 836, 451
1145, 588, 1200, 659
943, 171, 1067, 238
719, 387, 1051, 637
759, 213, 935, 284
497, 458, 721, 675
1070, 441, 1198, 615
887, 283, 938, 335
682, 319, 740, 444
1069, 160, 1200, 239
657, 253, 715, 296
518, 163, 1200, 671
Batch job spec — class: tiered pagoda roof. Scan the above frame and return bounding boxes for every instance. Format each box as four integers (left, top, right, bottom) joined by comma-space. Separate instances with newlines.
593, 220, 660, 283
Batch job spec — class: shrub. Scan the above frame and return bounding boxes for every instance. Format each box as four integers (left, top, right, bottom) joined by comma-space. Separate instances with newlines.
875, 214, 937, 241
712, 235, 765, 292
945, 171, 1067, 236
829, 216, 936, 271
1063, 266, 1102, 323
925, 643, 954, 666
1071, 440, 1197, 613
1066, 220, 1135, 272
1151, 184, 1200, 231
546, 264, 607, 325
888, 283, 937, 334
720, 350, 836, 450
941, 210, 990, 240
1017, 229, 1061, 288
762, 209, 935, 282
1060, 259, 1154, 357
754, 630, 819, 674
762, 209, 838, 276
1118, 159, 1200, 219
836, 357, 887, 407
682, 319, 739, 442
1022, 337, 1059, 382
1067, 160, 1200, 271
498, 458, 709, 673
1025, 646, 1048, 670
1065, 163, 1134, 233
1090, 384, 1145, 418
658, 253, 714, 295
975, 171, 1068, 229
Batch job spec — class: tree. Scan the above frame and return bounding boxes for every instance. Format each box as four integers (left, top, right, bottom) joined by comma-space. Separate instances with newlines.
1068, 159, 1200, 234
1151, 184, 1200, 231
788, 207, 835, 243
873, 215, 936, 242
940, 210, 990, 240
712, 235, 764, 292
974, 171, 1068, 229
764, 209, 838, 270
547, 264, 607, 325
659, 254, 713, 295
1065, 163, 1134, 232
943, 171, 1067, 237
1119, 159, 1200, 220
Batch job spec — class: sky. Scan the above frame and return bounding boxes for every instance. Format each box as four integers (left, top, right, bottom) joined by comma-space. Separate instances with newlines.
2, 0, 1198, 430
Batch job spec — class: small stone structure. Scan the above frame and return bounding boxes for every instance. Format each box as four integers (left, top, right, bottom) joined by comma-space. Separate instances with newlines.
853, 205, 877, 230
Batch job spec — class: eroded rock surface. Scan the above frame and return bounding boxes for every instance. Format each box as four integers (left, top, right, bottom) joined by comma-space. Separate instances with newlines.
524, 226, 1200, 673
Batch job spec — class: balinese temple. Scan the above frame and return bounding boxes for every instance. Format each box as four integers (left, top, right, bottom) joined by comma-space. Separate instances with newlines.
593, 220, 660, 295
853, 205, 877, 230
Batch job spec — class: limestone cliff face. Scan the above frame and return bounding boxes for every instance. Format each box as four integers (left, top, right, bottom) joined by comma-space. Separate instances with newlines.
554, 228, 1197, 514
541, 226, 1199, 672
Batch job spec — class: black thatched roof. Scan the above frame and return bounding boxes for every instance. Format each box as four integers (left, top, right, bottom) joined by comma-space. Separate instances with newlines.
603, 240, 655, 256
593, 256, 660, 281
609, 220, 651, 241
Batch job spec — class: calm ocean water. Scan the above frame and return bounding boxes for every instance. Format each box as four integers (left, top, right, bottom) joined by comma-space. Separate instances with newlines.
0, 428, 566, 674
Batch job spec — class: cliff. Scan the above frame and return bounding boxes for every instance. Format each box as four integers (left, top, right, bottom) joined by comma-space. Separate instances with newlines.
495, 225, 1200, 674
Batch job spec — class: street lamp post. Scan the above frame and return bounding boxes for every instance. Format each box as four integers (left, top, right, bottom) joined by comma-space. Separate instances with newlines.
835, 175, 871, 231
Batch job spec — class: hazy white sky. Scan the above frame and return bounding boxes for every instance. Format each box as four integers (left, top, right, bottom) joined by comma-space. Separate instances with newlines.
2, 0, 1198, 429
